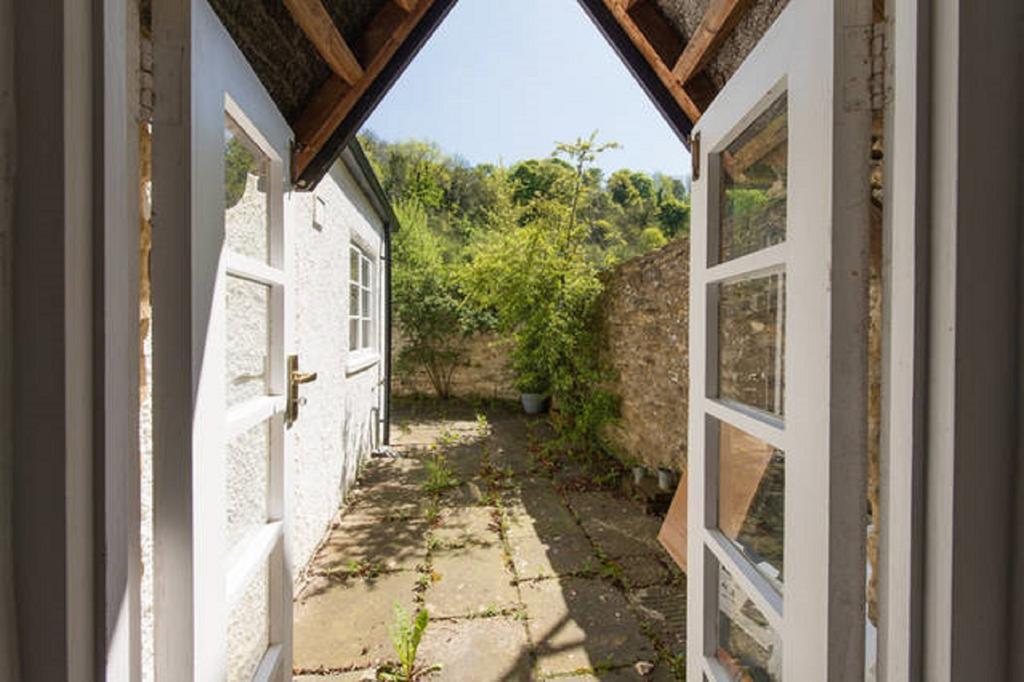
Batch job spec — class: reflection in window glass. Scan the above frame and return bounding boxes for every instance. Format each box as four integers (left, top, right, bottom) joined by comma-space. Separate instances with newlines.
717, 420, 784, 591
717, 564, 782, 681
227, 562, 269, 682
226, 420, 270, 551
224, 115, 270, 262
718, 94, 787, 264
349, 245, 374, 351
225, 275, 271, 407
718, 272, 785, 416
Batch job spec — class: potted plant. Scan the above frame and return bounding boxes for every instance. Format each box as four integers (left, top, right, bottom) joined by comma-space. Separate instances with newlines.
516, 370, 549, 415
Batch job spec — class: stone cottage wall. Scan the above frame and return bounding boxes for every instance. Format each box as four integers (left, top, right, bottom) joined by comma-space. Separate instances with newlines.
598, 238, 690, 472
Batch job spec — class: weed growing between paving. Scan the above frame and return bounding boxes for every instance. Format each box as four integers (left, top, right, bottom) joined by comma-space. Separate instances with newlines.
378, 604, 440, 681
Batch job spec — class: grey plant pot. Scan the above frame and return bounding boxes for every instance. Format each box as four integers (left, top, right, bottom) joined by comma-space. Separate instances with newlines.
520, 393, 548, 415
632, 466, 646, 485
657, 467, 676, 491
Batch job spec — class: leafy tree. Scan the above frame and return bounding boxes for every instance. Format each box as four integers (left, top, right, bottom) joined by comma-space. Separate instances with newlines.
391, 200, 493, 399
657, 198, 690, 237
463, 134, 621, 451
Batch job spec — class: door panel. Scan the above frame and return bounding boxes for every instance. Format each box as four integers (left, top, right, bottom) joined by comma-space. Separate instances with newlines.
686, 1, 872, 679
152, 2, 294, 679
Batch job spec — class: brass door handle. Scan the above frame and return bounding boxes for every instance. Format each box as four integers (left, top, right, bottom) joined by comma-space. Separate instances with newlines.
286, 355, 317, 426
291, 370, 318, 384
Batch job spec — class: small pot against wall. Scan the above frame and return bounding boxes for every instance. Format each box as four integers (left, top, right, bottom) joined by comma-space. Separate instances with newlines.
520, 393, 548, 415
632, 465, 646, 485
657, 467, 676, 491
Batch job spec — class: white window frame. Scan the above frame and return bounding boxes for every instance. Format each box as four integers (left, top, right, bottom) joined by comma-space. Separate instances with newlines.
348, 243, 376, 358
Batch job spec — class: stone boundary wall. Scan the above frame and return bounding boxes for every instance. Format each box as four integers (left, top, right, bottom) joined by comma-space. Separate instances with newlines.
392, 329, 518, 401
391, 238, 691, 472
598, 238, 689, 472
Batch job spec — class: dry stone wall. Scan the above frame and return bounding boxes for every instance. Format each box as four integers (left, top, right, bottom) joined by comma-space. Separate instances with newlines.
392, 329, 518, 401
598, 238, 690, 472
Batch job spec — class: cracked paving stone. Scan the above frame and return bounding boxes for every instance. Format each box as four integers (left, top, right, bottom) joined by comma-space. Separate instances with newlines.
424, 544, 519, 619
616, 555, 672, 588
293, 571, 419, 671
567, 492, 663, 558
311, 515, 429, 573
519, 577, 655, 677
626, 584, 687, 653
417, 617, 533, 681
506, 525, 595, 579
431, 506, 501, 549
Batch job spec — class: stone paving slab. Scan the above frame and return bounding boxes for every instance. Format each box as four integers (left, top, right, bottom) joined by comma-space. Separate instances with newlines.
505, 481, 580, 539
615, 555, 672, 588
552, 663, 677, 681
432, 506, 500, 549
349, 481, 428, 519
567, 492, 664, 557
418, 617, 533, 681
424, 545, 519, 619
294, 672, 376, 682
519, 577, 656, 677
311, 516, 429, 573
507, 525, 594, 580
626, 585, 687, 654
293, 571, 418, 670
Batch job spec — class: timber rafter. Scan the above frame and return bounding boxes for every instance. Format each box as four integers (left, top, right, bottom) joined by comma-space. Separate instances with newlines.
291, 0, 438, 184
282, 0, 749, 189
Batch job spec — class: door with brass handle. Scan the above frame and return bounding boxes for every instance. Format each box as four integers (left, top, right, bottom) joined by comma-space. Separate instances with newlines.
286, 354, 318, 426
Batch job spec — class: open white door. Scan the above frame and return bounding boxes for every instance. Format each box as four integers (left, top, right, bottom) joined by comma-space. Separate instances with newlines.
152, 2, 295, 679
686, 0, 872, 679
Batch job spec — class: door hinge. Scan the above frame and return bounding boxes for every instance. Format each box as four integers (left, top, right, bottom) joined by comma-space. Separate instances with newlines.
869, 21, 890, 112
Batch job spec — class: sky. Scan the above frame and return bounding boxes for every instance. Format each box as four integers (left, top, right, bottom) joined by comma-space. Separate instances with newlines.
362, 0, 691, 179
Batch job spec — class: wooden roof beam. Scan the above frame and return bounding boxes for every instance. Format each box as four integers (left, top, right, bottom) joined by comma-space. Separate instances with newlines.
284, 0, 365, 85
292, 0, 437, 182
602, 0, 702, 123
671, 0, 751, 85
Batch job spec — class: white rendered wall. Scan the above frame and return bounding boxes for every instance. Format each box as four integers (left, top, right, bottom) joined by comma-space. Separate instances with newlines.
286, 159, 386, 578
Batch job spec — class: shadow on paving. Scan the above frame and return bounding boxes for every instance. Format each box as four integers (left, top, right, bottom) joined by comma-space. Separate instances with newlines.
292, 397, 686, 681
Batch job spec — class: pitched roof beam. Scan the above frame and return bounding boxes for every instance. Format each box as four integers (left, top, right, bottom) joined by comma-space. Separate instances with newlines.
283, 0, 365, 85
602, 0, 702, 123
671, 0, 751, 86
291, 0, 437, 184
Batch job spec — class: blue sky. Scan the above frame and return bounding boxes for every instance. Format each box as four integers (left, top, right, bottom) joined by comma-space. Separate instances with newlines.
361, 0, 691, 179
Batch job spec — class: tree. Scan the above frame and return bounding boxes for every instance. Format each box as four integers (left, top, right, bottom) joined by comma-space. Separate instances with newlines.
391, 201, 493, 399
463, 134, 621, 451
657, 198, 690, 237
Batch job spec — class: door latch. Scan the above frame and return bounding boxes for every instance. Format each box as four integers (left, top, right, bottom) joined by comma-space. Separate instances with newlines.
286, 354, 318, 427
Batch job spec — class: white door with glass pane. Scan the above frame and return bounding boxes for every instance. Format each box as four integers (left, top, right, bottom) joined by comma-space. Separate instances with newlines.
152, 5, 295, 680
685, 0, 872, 679
222, 103, 290, 682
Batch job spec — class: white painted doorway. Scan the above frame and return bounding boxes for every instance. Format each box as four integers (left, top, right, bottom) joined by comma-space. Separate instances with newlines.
685, 0, 872, 680
151, 2, 297, 679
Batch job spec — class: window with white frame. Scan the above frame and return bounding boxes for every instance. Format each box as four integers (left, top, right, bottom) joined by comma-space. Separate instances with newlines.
349, 245, 374, 352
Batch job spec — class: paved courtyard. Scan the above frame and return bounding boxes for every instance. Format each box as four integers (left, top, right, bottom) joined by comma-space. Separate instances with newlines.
293, 398, 686, 681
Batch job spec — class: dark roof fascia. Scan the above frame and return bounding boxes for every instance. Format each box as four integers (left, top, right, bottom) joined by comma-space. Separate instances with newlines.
340, 139, 401, 233
297, 0, 694, 190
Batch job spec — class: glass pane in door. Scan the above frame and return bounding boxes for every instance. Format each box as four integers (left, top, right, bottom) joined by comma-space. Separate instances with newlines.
226, 420, 270, 550
716, 420, 784, 590
717, 564, 782, 681
717, 272, 785, 416
227, 562, 270, 682
226, 275, 271, 407
717, 94, 788, 264
224, 116, 271, 263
